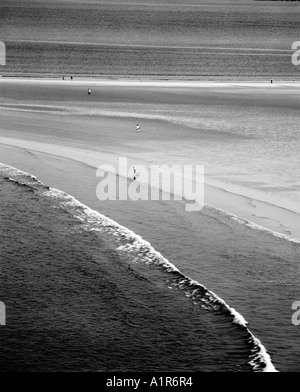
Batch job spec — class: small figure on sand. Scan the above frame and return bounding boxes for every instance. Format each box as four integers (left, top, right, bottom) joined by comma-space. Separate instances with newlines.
62, 76, 65, 80
136, 123, 140, 132
271, 79, 273, 84
70, 76, 73, 81
87, 88, 92, 95
133, 166, 137, 180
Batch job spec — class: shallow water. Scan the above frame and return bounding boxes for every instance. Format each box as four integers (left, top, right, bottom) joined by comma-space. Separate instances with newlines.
1, 157, 300, 371
0, 170, 261, 372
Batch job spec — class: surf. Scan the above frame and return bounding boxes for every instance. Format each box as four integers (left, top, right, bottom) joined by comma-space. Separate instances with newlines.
0, 162, 278, 372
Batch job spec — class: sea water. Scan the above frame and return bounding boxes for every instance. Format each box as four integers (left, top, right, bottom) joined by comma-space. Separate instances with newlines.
1, 0, 299, 80
0, 164, 278, 372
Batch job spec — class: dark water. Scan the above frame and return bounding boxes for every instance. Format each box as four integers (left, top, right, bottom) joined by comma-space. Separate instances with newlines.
1, 150, 300, 371
1, 0, 299, 79
0, 165, 273, 372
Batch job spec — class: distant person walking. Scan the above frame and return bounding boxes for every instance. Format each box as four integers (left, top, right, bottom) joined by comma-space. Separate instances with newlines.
136, 124, 140, 132
70, 76, 73, 81
133, 166, 137, 180
88, 88, 91, 95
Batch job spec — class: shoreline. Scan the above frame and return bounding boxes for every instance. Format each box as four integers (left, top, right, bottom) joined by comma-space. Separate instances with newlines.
1, 77, 300, 239
1, 138, 300, 241
1, 76, 300, 88
1, 77, 300, 372
0, 150, 278, 373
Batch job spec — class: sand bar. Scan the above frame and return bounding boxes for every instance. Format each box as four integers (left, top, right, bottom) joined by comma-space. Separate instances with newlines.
1, 78, 300, 239
2, 76, 300, 89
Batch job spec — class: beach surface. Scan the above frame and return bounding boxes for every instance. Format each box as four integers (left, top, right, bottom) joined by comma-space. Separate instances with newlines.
1, 78, 300, 239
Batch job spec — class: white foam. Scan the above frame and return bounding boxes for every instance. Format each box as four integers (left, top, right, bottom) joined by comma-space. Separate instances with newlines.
0, 162, 278, 372
43, 187, 277, 372
0, 163, 39, 183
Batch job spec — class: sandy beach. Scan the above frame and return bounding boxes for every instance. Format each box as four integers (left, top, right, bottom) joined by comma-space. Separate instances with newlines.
1, 77, 300, 240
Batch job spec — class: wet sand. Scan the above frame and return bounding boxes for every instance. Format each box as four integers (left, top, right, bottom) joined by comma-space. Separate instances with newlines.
1, 78, 300, 239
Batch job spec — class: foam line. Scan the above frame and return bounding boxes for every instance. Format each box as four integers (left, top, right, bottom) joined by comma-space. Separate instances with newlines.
0, 162, 278, 371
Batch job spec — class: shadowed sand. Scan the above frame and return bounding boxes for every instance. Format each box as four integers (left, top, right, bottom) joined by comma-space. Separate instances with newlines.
1, 78, 300, 239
